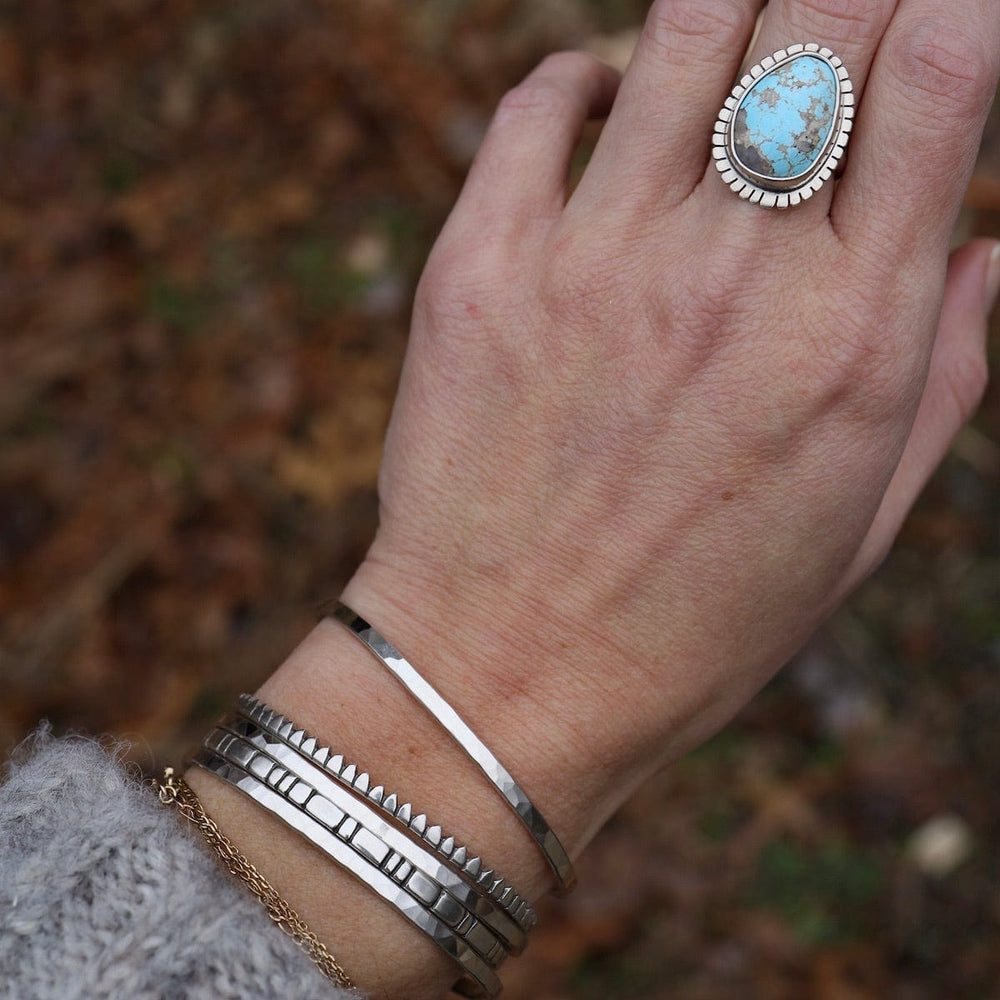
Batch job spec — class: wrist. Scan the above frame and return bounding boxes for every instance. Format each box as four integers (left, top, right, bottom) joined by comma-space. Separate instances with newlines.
186, 559, 603, 998
339, 550, 638, 854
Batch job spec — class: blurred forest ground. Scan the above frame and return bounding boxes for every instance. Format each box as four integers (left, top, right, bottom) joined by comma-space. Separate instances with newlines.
1, 2, 999, 998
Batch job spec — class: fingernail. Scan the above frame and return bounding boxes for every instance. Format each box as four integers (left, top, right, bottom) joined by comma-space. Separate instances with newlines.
986, 242, 1000, 315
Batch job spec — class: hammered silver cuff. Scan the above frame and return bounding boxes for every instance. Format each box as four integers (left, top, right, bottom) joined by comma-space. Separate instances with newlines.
328, 602, 577, 894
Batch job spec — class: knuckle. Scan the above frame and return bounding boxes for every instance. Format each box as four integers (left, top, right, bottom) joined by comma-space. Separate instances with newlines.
798, 287, 914, 415
539, 252, 603, 324
783, 247, 925, 415
791, 0, 888, 37
538, 234, 630, 331
495, 76, 573, 123
492, 51, 612, 128
415, 238, 497, 326
536, 49, 602, 80
814, 320, 892, 391
646, 0, 748, 49
892, 20, 997, 121
659, 247, 753, 350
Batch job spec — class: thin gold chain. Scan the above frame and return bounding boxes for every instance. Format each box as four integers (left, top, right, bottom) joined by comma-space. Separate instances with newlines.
156, 767, 355, 992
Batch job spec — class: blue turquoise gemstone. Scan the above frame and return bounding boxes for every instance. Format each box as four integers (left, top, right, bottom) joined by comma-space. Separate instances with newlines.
733, 54, 838, 180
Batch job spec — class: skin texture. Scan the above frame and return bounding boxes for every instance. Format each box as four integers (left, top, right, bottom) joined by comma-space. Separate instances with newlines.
187, 1, 1000, 997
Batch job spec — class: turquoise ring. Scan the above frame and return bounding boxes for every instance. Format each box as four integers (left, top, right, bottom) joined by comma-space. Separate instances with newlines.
712, 44, 854, 209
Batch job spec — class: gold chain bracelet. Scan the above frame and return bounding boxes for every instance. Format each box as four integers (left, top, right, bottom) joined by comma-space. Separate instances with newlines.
156, 767, 355, 992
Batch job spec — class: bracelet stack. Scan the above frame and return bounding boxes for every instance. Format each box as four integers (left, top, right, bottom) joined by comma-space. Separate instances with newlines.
180, 601, 570, 997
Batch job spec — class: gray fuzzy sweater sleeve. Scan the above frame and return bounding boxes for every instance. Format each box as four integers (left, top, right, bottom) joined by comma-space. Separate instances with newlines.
0, 730, 358, 1000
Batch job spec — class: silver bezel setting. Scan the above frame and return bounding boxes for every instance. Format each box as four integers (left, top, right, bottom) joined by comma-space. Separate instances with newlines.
712, 44, 854, 210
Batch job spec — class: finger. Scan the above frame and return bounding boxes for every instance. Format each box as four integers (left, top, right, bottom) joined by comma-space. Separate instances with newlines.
832, 0, 1000, 253
452, 52, 620, 237
573, 0, 763, 211
844, 239, 998, 587
750, 0, 899, 99
715, 0, 900, 222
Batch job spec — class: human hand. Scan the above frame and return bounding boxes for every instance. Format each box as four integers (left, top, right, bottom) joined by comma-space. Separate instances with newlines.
191, 4, 1000, 996
343, 0, 1000, 852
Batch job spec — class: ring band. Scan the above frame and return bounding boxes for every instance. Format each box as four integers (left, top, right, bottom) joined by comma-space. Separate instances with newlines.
713, 44, 854, 209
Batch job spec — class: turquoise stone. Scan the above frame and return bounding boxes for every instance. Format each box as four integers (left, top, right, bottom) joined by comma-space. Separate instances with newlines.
733, 55, 838, 180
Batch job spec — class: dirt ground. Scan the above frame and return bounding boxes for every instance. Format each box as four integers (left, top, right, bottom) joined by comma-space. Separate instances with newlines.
2, 3, 999, 998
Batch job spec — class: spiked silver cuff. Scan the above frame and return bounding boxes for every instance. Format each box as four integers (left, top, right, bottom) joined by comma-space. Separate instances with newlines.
189, 694, 538, 998
235, 694, 536, 936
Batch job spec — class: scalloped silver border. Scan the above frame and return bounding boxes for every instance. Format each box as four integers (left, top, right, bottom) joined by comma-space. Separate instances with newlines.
712, 43, 854, 210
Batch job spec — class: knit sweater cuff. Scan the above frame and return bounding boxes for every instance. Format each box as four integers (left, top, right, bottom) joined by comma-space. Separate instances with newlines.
0, 728, 358, 999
